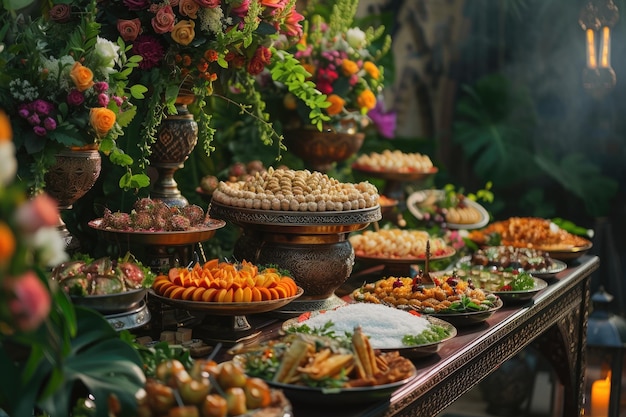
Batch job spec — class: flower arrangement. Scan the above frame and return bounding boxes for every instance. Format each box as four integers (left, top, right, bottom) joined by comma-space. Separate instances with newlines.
0, 110, 146, 417
95, 0, 328, 168
279, 0, 393, 134
0, 0, 148, 193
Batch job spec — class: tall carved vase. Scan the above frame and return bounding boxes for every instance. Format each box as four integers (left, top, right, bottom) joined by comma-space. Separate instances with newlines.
150, 99, 198, 208
44, 147, 102, 250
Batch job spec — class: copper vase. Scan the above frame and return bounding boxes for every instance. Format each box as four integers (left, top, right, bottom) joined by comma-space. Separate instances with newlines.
284, 126, 365, 172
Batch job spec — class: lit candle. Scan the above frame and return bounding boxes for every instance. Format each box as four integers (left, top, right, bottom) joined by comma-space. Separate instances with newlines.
600, 26, 611, 68
586, 29, 598, 68
590, 373, 611, 417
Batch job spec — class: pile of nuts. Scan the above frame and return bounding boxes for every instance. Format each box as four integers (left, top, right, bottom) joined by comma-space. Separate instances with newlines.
353, 150, 434, 172
211, 167, 379, 212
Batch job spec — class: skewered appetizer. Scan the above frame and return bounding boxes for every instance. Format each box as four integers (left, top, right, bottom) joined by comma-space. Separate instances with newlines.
236, 329, 415, 389
353, 150, 434, 173
469, 246, 554, 271
152, 259, 299, 302
211, 167, 379, 212
349, 229, 452, 259
468, 217, 591, 251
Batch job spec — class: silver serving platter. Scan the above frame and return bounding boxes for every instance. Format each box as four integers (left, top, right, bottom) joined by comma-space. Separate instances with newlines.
70, 288, 147, 314
282, 313, 457, 359
209, 201, 381, 234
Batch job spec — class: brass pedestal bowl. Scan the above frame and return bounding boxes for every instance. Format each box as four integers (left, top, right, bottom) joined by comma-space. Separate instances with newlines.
209, 201, 381, 312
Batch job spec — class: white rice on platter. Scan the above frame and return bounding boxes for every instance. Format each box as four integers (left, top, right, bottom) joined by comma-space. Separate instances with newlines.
291, 303, 432, 349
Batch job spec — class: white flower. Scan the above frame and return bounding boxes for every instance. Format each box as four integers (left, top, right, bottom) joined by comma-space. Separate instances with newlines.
346, 27, 366, 49
94, 37, 120, 72
0, 141, 17, 186
27, 227, 69, 268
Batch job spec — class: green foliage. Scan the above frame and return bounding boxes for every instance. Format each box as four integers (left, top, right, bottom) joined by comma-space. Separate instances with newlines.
453, 73, 617, 218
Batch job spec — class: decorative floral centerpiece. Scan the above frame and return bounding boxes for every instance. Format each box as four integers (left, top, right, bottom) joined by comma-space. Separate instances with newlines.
278, 0, 393, 135
0, 0, 147, 193
0, 109, 146, 417
95, 0, 328, 168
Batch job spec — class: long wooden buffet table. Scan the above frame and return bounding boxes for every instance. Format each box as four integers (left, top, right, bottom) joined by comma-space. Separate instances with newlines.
241, 254, 599, 417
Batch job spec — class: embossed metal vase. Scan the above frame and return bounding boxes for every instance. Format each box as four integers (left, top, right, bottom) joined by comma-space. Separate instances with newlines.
45, 147, 102, 249
150, 102, 198, 207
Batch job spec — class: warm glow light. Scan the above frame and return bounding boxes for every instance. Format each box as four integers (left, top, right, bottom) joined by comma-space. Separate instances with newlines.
600, 26, 611, 67
587, 29, 598, 68
591, 372, 611, 417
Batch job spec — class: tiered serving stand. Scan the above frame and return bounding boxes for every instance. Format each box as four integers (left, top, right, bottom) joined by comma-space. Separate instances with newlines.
209, 201, 382, 314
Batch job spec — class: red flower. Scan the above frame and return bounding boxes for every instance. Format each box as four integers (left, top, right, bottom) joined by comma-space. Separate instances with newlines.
132, 35, 165, 70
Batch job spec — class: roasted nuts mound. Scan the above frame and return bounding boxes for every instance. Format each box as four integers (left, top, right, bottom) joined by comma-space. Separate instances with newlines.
354, 150, 434, 172
350, 229, 451, 259
211, 167, 379, 211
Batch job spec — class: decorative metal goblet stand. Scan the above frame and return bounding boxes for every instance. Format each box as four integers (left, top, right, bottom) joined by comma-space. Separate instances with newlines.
209, 201, 381, 314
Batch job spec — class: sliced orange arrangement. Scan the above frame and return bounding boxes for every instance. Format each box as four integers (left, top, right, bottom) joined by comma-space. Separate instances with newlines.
152, 259, 299, 303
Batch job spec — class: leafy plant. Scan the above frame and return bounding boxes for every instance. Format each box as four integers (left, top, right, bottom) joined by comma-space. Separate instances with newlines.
453, 73, 618, 218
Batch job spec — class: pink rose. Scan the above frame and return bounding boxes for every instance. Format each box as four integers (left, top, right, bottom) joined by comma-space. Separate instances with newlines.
14, 193, 60, 233
231, 0, 249, 16
6, 271, 51, 333
117, 18, 142, 42
27, 113, 41, 126
193, 0, 220, 8
33, 126, 47, 136
49, 4, 71, 22
97, 93, 110, 107
43, 117, 57, 131
151, 5, 176, 34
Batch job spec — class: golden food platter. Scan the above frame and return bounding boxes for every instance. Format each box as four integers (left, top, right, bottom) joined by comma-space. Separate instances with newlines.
148, 287, 304, 315
88, 218, 226, 245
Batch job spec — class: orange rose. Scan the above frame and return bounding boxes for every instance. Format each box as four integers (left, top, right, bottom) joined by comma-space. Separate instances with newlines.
341, 59, 359, 76
0, 222, 15, 264
357, 89, 377, 111
90, 107, 116, 137
0, 110, 12, 142
363, 61, 380, 80
179, 0, 199, 18
325, 94, 346, 116
70, 62, 94, 92
171, 20, 195, 46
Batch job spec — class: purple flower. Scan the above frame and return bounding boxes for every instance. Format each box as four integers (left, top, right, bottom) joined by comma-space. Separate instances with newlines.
97, 93, 110, 107
67, 89, 85, 106
33, 126, 47, 136
27, 113, 41, 126
43, 117, 57, 131
368, 100, 397, 139
18, 106, 31, 119
32, 99, 53, 116
112, 95, 124, 106
94, 81, 109, 93
132, 35, 165, 70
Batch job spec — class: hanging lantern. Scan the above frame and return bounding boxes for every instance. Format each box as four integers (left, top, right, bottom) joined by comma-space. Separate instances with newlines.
583, 287, 626, 417
579, 0, 619, 98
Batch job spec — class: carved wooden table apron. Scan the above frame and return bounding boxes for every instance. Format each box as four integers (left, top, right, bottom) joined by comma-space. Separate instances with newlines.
284, 255, 599, 417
